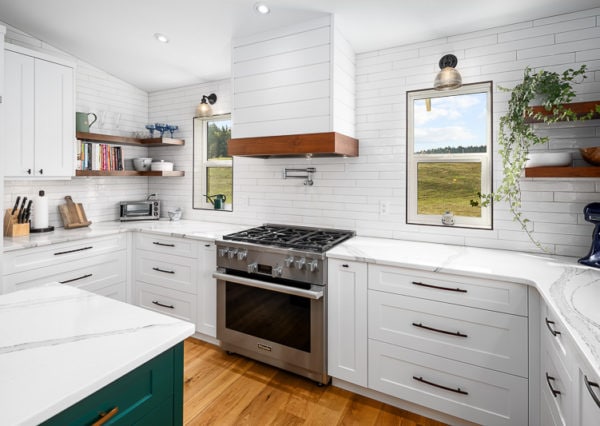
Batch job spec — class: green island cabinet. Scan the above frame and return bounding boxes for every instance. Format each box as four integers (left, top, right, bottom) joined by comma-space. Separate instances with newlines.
41, 343, 184, 425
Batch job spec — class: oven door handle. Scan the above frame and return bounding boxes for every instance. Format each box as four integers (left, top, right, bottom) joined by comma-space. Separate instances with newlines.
212, 272, 324, 300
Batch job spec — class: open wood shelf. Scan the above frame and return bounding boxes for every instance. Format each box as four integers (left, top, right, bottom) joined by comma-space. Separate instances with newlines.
75, 170, 185, 177
525, 101, 600, 123
524, 166, 600, 178
76, 131, 185, 146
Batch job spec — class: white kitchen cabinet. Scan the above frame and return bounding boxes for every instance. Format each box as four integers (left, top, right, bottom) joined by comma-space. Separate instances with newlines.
196, 241, 217, 337
133, 234, 217, 338
327, 259, 368, 386
2, 234, 128, 302
575, 359, 600, 426
4, 44, 74, 178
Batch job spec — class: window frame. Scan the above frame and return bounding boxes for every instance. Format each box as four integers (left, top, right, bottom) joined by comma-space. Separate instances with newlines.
406, 82, 493, 229
193, 113, 233, 211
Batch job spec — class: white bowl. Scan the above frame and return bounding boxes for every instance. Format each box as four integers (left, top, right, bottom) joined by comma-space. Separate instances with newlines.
150, 160, 174, 172
167, 208, 182, 221
133, 157, 152, 171
525, 152, 572, 168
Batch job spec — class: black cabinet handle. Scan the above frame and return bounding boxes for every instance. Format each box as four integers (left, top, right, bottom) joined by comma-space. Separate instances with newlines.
342, 264, 349, 268
59, 273, 93, 284
546, 372, 561, 397
545, 318, 561, 336
412, 322, 468, 338
413, 376, 468, 395
204, 244, 211, 247
153, 267, 175, 274
152, 300, 174, 309
584, 376, 600, 408
412, 280, 467, 293
26, 168, 31, 175
153, 241, 175, 247
54, 246, 93, 256
38, 169, 43, 175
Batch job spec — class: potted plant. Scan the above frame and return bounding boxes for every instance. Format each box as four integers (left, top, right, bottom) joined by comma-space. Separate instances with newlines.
476, 65, 599, 251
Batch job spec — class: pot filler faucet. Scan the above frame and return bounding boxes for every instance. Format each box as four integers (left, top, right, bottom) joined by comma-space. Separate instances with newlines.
579, 202, 600, 268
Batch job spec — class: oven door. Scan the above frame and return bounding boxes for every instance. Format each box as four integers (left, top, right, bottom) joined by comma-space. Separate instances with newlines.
213, 271, 328, 384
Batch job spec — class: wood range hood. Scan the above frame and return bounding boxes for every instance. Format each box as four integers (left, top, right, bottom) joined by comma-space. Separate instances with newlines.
227, 132, 359, 158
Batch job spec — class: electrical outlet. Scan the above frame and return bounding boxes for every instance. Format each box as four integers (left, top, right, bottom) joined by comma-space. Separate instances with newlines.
379, 200, 390, 215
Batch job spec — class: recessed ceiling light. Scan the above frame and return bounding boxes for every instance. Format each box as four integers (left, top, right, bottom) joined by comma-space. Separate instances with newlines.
154, 33, 169, 43
254, 2, 270, 15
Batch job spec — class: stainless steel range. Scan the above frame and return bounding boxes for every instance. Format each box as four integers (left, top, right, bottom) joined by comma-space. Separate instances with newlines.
213, 224, 355, 385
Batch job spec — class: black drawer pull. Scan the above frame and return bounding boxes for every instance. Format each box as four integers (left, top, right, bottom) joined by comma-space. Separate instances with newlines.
413, 376, 468, 395
205, 244, 211, 247
412, 281, 467, 293
92, 406, 119, 426
546, 372, 561, 397
152, 300, 175, 309
545, 318, 561, 336
342, 264, 349, 268
152, 267, 175, 274
412, 322, 468, 338
153, 241, 175, 247
584, 376, 600, 408
59, 273, 93, 284
54, 246, 93, 256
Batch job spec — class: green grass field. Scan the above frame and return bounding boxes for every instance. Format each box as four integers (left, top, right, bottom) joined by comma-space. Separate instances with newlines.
207, 167, 233, 205
417, 162, 481, 217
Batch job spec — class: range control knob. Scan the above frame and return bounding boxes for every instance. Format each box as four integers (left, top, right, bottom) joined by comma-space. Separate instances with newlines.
247, 263, 258, 274
227, 248, 238, 259
285, 256, 294, 267
237, 249, 248, 261
272, 265, 283, 277
295, 257, 306, 270
308, 260, 319, 272
218, 248, 229, 257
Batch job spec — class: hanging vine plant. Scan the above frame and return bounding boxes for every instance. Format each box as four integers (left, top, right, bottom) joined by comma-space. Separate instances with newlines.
474, 64, 600, 251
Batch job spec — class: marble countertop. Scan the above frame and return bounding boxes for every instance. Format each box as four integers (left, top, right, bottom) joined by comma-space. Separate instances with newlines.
327, 236, 600, 377
3, 219, 250, 252
0, 283, 195, 425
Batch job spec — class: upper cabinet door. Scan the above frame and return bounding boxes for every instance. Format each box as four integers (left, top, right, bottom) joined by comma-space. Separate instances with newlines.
34, 58, 74, 177
4, 50, 35, 177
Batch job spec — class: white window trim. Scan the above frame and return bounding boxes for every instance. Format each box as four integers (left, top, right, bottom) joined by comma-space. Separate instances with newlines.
193, 114, 232, 210
406, 82, 492, 229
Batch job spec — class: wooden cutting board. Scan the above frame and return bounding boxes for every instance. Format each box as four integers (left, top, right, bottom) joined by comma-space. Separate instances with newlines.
59, 196, 92, 229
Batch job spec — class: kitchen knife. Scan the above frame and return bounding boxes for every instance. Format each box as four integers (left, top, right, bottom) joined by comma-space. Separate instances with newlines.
11, 196, 21, 216
17, 197, 27, 223
23, 200, 33, 224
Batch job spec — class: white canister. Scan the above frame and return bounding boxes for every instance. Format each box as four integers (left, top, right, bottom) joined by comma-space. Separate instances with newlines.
32, 190, 49, 230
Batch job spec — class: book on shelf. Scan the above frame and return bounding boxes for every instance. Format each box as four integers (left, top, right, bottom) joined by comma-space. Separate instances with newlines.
76, 141, 125, 171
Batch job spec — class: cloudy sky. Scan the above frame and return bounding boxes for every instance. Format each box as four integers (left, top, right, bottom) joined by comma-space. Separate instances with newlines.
413, 92, 488, 153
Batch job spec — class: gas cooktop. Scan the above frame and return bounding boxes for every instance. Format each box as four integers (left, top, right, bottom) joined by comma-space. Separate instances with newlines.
222, 224, 355, 253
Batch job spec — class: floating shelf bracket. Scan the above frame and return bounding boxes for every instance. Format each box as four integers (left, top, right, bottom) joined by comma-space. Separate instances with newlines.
283, 167, 316, 186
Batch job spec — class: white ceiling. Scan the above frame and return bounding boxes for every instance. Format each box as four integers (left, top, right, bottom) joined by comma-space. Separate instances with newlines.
0, 0, 598, 92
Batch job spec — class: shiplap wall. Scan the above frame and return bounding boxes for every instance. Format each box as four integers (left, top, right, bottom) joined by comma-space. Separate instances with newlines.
232, 16, 355, 138
153, 8, 600, 257
2, 22, 150, 227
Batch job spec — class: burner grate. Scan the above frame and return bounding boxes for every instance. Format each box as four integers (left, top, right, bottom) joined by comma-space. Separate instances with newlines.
223, 224, 354, 252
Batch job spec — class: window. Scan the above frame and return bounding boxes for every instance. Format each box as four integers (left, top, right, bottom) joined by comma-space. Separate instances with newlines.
406, 82, 492, 229
193, 114, 233, 211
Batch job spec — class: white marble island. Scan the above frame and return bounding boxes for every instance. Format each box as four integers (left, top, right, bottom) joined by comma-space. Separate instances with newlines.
0, 283, 195, 425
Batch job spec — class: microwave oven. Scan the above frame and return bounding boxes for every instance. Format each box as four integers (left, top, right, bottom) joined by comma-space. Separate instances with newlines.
119, 200, 160, 221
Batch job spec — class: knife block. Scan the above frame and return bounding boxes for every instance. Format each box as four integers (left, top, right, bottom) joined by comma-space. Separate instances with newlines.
3, 209, 30, 237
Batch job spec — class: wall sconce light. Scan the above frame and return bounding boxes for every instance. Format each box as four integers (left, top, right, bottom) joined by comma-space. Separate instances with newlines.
433, 54, 462, 90
195, 93, 217, 117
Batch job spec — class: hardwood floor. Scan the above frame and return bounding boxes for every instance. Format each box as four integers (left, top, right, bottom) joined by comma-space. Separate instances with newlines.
183, 338, 447, 426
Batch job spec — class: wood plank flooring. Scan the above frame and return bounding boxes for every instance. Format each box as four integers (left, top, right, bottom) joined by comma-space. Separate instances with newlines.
183, 338, 448, 426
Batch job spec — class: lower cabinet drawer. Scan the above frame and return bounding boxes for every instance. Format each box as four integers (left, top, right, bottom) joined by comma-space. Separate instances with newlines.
136, 250, 197, 294
369, 290, 528, 377
41, 343, 180, 425
541, 339, 572, 426
136, 282, 197, 324
3, 251, 126, 301
369, 340, 528, 426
